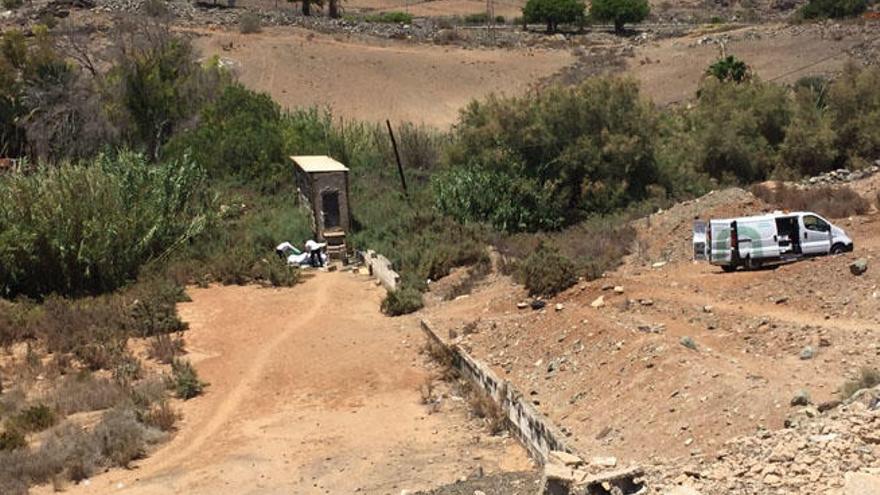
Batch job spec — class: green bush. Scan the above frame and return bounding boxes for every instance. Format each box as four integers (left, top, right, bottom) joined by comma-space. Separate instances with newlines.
444, 76, 661, 230
0, 428, 26, 451
165, 84, 285, 187
801, 0, 867, 19
522, 0, 586, 32
0, 151, 210, 298
433, 167, 564, 232
590, 0, 649, 33
170, 358, 206, 400
9, 405, 56, 433
827, 64, 880, 163
706, 55, 750, 83
365, 11, 413, 23
517, 241, 577, 296
464, 12, 489, 24
239, 12, 263, 33
381, 287, 424, 316
688, 78, 791, 183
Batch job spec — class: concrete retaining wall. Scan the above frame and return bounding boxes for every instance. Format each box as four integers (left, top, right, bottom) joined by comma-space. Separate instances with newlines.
420, 319, 573, 464
360, 250, 400, 291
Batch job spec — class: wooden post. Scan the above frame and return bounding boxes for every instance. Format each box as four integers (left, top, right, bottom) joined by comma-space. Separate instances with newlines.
386, 119, 408, 197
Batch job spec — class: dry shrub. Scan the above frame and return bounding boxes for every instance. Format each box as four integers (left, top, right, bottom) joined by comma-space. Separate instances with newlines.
130, 378, 167, 409
147, 333, 185, 364
141, 400, 177, 432
93, 407, 161, 467
239, 12, 262, 34
751, 183, 869, 219
0, 428, 27, 451
49, 374, 125, 416
422, 337, 456, 381
460, 381, 506, 435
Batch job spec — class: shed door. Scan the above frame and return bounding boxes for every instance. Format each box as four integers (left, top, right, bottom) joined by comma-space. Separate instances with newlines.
322, 190, 340, 229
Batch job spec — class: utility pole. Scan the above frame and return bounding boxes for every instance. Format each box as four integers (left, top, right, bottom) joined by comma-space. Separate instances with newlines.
385, 120, 408, 197
486, 0, 496, 42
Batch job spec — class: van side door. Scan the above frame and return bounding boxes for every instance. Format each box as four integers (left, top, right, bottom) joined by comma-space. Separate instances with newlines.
800, 214, 832, 255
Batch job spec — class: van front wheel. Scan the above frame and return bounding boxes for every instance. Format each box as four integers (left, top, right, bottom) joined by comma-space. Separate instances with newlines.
721, 265, 737, 273
831, 243, 845, 255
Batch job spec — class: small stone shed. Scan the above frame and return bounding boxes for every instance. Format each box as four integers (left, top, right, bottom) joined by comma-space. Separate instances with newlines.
291, 155, 352, 255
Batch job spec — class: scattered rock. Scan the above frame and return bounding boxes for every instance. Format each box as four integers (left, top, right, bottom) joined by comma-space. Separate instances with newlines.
775, 295, 789, 304
549, 450, 584, 467
640, 299, 654, 306
555, 303, 564, 312
800, 346, 815, 360
516, 302, 528, 309
652, 261, 668, 269
531, 300, 546, 310
850, 258, 868, 276
591, 295, 605, 308
590, 456, 617, 467
680, 336, 697, 350
613, 286, 625, 294
791, 389, 812, 406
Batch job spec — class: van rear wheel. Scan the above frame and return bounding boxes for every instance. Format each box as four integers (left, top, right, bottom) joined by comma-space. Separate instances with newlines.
721, 265, 737, 273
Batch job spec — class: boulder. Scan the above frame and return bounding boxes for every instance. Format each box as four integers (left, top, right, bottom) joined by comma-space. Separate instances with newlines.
850, 259, 868, 276
549, 450, 585, 467
591, 295, 605, 308
800, 346, 815, 360
791, 389, 812, 406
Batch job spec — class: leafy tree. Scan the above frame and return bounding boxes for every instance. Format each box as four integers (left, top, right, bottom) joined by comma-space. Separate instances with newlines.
779, 86, 838, 176
522, 0, 586, 33
590, 0, 649, 33
689, 78, 791, 183
107, 19, 227, 161
826, 64, 880, 163
707, 55, 750, 83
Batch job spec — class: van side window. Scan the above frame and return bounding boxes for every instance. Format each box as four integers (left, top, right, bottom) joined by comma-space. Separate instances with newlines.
803, 215, 829, 232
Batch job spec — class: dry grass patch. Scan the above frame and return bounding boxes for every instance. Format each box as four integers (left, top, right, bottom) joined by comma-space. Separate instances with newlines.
752, 183, 870, 219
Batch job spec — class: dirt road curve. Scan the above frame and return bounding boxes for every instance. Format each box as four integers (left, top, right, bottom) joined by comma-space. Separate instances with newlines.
45, 272, 528, 495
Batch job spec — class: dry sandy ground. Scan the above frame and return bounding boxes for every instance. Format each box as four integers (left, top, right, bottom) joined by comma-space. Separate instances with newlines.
420, 184, 880, 465
630, 24, 866, 105
192, 26, 573, 127
37, 272, 529, 495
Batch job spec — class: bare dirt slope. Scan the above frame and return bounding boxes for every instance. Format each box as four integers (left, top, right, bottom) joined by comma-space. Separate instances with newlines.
39, 272, 529, 495
629, 24, 871, 105
420, 184, 880, 474
192, 26, 573, 127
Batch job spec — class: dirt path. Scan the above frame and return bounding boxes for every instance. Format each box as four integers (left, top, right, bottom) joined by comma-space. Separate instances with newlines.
46, 272, 529, 495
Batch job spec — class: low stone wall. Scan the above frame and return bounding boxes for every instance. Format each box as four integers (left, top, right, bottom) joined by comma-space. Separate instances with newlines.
420, 319, 573, 464
360, 250, 400, 292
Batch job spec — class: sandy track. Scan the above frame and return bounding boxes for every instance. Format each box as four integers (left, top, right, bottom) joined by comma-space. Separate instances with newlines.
43, 272, 528, 495
192, 26, 573, 127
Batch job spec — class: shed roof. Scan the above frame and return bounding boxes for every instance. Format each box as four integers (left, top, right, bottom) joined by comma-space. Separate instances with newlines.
291, 155, 349, 173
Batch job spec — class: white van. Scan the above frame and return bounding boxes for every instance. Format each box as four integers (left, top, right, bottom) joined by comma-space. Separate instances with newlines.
693, 211, 853, 271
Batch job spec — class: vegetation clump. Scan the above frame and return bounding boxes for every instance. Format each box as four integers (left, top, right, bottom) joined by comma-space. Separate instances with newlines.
522, 0, 585, 32
517, 242, 577, 296
365, 11, 413, 23
801, 0, 867, 19
590, 0, 650, 33
381, 287, 425, 316
170, 358, 206, 400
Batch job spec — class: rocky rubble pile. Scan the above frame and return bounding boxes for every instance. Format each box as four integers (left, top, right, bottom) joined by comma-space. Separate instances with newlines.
649, 386, 880, 494
803, 161, 880, 186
